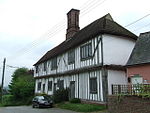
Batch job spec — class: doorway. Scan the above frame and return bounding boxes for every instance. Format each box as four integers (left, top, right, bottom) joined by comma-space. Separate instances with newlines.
42, 84, 45, 93
70, 81, 75, 99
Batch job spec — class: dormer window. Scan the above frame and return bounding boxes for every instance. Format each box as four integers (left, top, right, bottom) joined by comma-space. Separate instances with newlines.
51, 57, 57, 70
68, 49, 75, 65
80, 42, 92, 60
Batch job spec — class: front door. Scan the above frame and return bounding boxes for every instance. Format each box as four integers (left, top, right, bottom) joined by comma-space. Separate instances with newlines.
53, 83, 57, 93
42, 84, 45, 93
70, 81, 75, 99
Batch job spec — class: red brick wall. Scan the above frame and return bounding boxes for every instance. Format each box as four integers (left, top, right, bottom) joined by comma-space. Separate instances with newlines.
127, 64, 150, 83
108, 95, 150, 113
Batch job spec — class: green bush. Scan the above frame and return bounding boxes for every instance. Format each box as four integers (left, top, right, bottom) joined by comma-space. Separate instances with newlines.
70, 98, 81, 103
2, 95, 15, 106
35, 93, 48, 96
53, 88, 69, 103
1, 94, 34, 106
23, 96, 34, 105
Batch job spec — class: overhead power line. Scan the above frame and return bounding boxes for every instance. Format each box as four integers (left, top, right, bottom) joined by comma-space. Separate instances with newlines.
81, 0, 107, 17
133, 22, 150, 32
6, 65, 20, 69
7, 0, 150, 60
9, 23, 66, 59
125, 14, 150, 27
8, 0, 107, 60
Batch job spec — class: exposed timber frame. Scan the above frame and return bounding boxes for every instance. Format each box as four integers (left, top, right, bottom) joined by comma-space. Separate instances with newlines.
34, 64, 125, 79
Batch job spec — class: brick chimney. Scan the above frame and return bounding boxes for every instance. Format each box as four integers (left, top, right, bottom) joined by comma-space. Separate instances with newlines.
66, 9, 80, 39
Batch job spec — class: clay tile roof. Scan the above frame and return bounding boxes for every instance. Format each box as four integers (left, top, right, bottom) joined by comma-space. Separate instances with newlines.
34, 14, 138, 66
127, 31, 150, 66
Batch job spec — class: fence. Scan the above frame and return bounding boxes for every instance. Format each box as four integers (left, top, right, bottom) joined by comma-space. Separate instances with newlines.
112, 84, 150, 95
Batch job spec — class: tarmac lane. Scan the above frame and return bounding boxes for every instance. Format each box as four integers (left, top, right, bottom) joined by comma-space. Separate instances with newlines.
0, 106, 78, 113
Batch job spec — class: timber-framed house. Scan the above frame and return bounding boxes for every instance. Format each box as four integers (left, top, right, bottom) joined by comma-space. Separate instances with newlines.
34, 9, 137, 103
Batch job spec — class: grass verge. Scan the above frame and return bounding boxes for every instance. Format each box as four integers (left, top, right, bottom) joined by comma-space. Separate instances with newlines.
57, 102, 107, 112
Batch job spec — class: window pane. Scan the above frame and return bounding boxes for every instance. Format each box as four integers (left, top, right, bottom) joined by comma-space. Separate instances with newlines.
38, 82, 41, 91
36, 66, 38, 73
60, 80, 64, 89
81, 42, 92, 60
44, 62, 47, 71
57, 80, 64, 90
68, 50, 75, 64
84, 46, 86, 58
51, 57, 57, 70
88, 43, 92, 56
85, 45, 87, 58
81, 47, 83, 59
90, 77, 97, 93
48, 81, 52, 91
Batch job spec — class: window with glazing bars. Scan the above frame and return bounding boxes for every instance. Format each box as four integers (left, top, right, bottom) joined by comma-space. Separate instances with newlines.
80, 42, 92, 60
90, 77, 97, 94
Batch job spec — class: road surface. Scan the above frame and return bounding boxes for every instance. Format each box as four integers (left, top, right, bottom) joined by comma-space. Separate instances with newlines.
0, 106, 78, 113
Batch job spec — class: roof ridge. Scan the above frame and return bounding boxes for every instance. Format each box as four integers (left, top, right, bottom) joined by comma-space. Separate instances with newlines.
79, 13, 113, 30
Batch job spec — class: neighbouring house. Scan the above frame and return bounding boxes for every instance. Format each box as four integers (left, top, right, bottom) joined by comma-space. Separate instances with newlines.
33, 9, 137, 103
127, 31, 150, 84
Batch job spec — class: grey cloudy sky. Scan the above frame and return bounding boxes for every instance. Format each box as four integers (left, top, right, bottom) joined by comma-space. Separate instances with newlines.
0, 0, 150, 86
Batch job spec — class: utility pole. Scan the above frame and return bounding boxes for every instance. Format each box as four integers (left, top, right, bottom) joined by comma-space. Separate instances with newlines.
1, 58, 6, 103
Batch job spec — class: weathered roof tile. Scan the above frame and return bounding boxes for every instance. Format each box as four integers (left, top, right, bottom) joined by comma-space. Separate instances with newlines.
127, 31, 150, 66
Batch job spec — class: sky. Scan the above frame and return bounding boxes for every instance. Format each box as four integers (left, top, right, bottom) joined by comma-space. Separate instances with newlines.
0, 0, 150, 86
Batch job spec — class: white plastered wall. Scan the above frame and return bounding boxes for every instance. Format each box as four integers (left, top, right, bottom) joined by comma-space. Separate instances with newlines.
103, 34, 135, 65
108, 70, 127, 95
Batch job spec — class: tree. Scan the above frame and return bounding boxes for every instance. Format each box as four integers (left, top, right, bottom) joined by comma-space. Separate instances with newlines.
9, 68, 35, 101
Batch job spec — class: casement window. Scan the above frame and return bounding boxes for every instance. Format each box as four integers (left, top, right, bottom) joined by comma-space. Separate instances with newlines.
43, 62, 47, 71
68, 49, 75, 64
51, 57, 57, 70
35, 66, 38, 73
131, 74, 143, 84
80, 42, 92, 60
57, 80, 64, 90
48, 81, 52, 91
37, 82, 41, 91
90, 77, 97, 94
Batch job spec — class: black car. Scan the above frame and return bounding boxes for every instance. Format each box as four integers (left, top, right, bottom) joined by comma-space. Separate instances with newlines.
32, 96, 53, 108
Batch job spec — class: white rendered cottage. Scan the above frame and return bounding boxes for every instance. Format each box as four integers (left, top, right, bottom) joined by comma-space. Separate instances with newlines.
34, 9, 137, 103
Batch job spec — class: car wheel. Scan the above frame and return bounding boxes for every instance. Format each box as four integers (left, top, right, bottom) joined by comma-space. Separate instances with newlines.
49, 104, 53, 108
32, 104, 35, 108
36, 103, 40, 108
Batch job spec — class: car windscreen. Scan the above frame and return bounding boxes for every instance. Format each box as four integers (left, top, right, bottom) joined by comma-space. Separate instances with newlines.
38, 96, 50, 101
